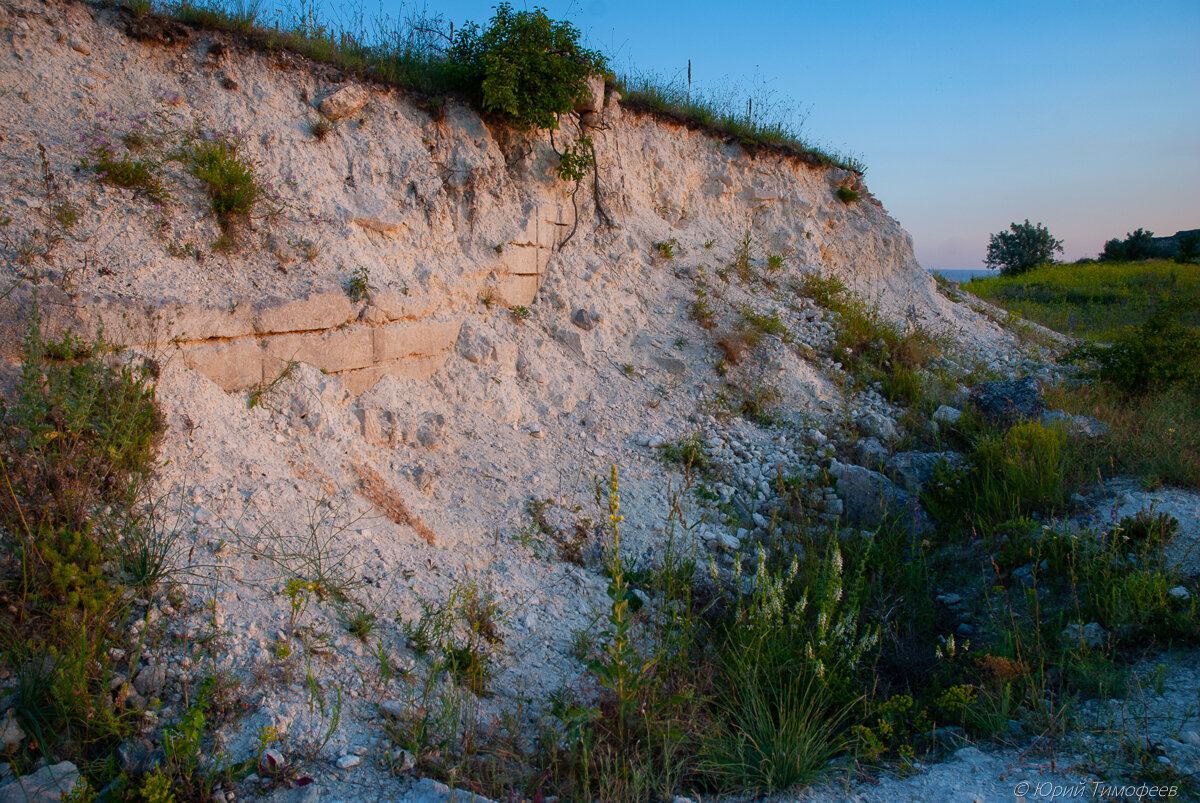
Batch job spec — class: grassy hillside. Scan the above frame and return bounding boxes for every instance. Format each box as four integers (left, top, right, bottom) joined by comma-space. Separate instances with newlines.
964, 259, 1200, 340
964, 259, 1199, 489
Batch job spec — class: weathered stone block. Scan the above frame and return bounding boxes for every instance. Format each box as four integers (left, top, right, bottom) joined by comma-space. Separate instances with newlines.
498, 244, 544, 276
373, 320, 460, 362
353, 195, 410, 235
255, 291, 353, 334
182, 338, 263, 391
264, 326, 374, 374
492, 275, 541, 308
371, 291, 434, 321
318, 84, 368, 120
574, 73, 605, 113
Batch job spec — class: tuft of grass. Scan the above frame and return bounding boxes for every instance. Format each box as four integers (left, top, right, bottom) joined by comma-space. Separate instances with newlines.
341, 606, 378, 642
653, 238, 679, 260
183, 133, 262, 227
344, 265, 371, 302
310, 117, 333, 140
739, 305, 789, 340
617, 72, 866, 173
691, 297, 716, 329
836, 185, 860, 204
659, 432, 709, 473
85, 148, 169, 202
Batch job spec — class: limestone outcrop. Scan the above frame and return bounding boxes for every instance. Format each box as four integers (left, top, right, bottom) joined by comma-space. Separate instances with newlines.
0, 0, 1000, 397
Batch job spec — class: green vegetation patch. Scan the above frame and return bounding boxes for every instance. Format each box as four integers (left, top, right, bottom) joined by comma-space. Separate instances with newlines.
965, 259, 1200, 341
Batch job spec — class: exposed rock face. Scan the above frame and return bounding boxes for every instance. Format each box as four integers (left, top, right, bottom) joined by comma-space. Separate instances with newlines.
0, 0, 1004, 396
0, 4, 1039, 799
970, 377, 1044, 426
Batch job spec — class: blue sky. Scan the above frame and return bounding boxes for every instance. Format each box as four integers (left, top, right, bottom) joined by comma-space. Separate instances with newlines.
332, 0, 1200, 269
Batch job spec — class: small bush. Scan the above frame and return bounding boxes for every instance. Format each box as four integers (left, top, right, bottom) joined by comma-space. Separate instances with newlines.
927, 422, 1066, 528
556, 135, 595, 182
653, 238, 679, 259
344, 266, 372, 302
1068, 306, 1200, 395
184, 134, 262, 226
835, 185, 859, 204
451, 3, 605, 131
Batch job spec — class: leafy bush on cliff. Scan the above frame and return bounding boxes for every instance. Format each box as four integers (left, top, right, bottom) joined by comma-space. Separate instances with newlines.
451, 3, 605, 131
984, 219, 1063, 276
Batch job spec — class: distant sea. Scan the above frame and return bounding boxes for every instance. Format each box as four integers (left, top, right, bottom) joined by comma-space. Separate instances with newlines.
930, 268, 999, 283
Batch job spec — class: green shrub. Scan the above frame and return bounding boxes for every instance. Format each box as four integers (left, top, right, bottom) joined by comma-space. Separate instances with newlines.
1069, 306, 1200, 394
1176, 232, 1200, 264
0, 316, 165, 773
344, 265, 371, 302
1101, 227, 1158, 262
451, 3, 605, 131
556, 135, 595, 181
927, 422, 1067, 528
184, 134, 262, 225
835, 185, 859, 204
653, 238, 679, 259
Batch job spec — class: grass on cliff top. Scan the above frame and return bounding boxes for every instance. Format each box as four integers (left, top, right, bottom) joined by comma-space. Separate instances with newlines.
117, 0, 865, 173
617, 73, 866, 173
964, 259, 1200, 341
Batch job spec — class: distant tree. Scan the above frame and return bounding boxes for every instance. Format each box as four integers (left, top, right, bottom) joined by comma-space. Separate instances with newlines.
1102, 227, 1156, 262
1101, 237, 1125, 262
1175, 232, 1199, 264
984, 220, 1064, 276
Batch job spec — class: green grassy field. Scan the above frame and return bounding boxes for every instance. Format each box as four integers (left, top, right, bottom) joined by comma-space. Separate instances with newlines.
964, 259, 1200, 340
963, 258, 1199, 489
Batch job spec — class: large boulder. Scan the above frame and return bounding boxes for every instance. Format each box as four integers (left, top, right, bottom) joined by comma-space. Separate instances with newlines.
318, 84, 369, 121
1040, 409, 1110, 439
828, 459, 932, 532
0, 761, 81, 802
969, 377, 1043, 426
884, 451, 964, 493
854, 411, 899, 443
